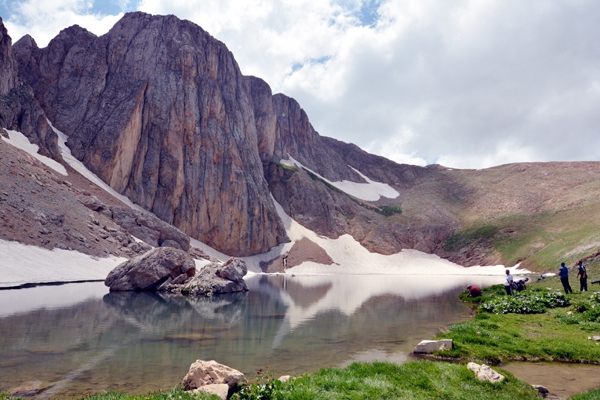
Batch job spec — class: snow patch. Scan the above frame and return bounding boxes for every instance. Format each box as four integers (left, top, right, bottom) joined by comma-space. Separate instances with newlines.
242, 196, 528, 276
280, 155, 399, 201
0, 239, 126, 288
2, 129, 67, 175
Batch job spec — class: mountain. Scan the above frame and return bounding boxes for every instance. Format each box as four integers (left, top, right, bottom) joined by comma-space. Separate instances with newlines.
2, 12, 600, 274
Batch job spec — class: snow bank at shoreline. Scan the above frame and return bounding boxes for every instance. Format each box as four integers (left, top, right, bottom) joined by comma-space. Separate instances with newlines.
0, 240, 125, 288
0, 126, 521, 289
242, 198, 526, 276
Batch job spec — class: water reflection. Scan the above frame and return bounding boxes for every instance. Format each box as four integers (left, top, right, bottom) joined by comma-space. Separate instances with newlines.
0, 274, 500, 398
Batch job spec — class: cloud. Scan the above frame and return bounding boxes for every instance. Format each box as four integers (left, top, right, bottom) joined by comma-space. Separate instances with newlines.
3, 0, 124, 47
3, 0, 600, 169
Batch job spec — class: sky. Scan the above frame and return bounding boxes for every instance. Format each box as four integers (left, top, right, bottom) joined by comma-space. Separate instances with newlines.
1, 0, 599, 169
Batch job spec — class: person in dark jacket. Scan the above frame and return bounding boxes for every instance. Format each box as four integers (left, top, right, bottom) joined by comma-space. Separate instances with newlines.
577, 260, 588, 292
515, 278, 529, 292
559, 262, 573, 294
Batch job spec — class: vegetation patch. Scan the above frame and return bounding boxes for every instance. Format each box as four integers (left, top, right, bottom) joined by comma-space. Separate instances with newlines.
437, 284, 600, 364
235, 361, 537, 400
444, 225, 499, 252
480, 290, 569, 314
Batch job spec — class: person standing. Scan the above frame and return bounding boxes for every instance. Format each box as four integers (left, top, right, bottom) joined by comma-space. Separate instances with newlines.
504, 269, 514, 296
577, 260, 588, 292
559, 262, 573, 294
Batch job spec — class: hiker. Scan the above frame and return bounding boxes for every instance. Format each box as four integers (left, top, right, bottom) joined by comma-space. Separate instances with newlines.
467, 285, 482, 297
504, 269, 514, 296
577, 260, 588, 292
559, 262, 573, 294
515, 278, 529, 292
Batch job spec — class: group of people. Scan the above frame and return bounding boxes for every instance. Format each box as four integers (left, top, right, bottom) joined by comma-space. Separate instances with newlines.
466, 260, 590, 298
502, 270, 529, 296
558, 260, 588, 294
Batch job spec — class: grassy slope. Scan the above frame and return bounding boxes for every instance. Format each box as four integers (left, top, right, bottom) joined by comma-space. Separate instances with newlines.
400, 162, 600, 271
273, 361, 538, 400
435, 262, 600, 364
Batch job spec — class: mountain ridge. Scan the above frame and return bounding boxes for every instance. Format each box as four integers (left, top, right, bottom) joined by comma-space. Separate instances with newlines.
1, 12, 600, 273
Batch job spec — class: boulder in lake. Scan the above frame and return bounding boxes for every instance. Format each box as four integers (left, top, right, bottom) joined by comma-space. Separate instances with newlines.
105, 247, 195, 291
176, 258, 249, 296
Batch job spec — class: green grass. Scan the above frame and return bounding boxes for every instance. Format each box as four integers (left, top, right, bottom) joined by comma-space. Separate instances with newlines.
437, 285, 600, 364
1, 362, 540, 400
14, 387, 220, 400
260, 361, 538, 400
448, 203, 600, 272
444, 225, 499, 252
573, 388, 600, 400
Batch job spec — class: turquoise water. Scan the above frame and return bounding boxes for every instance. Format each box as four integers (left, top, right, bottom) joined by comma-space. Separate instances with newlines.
0, 274, 500, 398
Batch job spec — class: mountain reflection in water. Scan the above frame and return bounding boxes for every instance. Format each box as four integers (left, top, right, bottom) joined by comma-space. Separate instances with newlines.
0, 274, 501, 398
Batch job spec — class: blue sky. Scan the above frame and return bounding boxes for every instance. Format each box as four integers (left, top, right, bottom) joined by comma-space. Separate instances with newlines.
2, 0, 600, 169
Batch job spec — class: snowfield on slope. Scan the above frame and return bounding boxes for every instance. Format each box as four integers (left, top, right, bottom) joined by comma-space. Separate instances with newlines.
0, 129, 521, 288
280, 155, 400, 201
242, 197, 525, 276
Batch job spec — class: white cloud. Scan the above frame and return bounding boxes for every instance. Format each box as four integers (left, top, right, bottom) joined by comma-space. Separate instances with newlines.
3, 0, 600, 169
4, 0, 122, 47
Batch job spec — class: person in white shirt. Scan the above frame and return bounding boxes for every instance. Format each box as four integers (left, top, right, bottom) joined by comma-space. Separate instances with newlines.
504, 269, 514, 296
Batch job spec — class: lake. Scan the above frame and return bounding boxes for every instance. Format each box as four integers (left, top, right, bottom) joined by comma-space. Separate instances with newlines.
0, 274, 501, 398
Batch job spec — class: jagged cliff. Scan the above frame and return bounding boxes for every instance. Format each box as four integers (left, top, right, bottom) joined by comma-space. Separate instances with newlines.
0, 17, 59, 159
11, 12, 436, 257
3, 13, 600, 271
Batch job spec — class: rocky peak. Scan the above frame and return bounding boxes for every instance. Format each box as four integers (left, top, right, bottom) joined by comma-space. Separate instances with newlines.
14, 11, 288, 256
0, 17, 18, 96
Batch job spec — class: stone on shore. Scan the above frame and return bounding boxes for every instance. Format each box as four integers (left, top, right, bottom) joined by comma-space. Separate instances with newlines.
105, 247, 195, 291
191, 384, 229, 400
467, 362, 505, 383
182, 360, 244, 392
413, 339, 453, 354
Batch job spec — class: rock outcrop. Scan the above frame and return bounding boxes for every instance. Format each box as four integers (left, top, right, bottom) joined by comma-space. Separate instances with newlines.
467, 362, 505, 383
0, 18, 59, 160
413, 339, 453, 354
105, 247, 196, 291
174, 258, 249, 296
12, 12, 430, 259
182, 359, 243, 393
110, 206, 190, 251
13, 12, 289, 256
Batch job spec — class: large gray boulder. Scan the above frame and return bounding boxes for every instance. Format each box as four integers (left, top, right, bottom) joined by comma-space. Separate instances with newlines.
105, 247, 195, 291
182, 360, 243, 393
177, 258, 248, 296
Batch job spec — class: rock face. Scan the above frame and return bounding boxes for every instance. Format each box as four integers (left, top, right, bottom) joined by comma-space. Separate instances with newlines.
110, 206, 190, 251
13, 12, 438, 259
0, 18, 59, 160
13, 12, 289, 256
175, 258, 249, 296
105, 247, 196, 291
